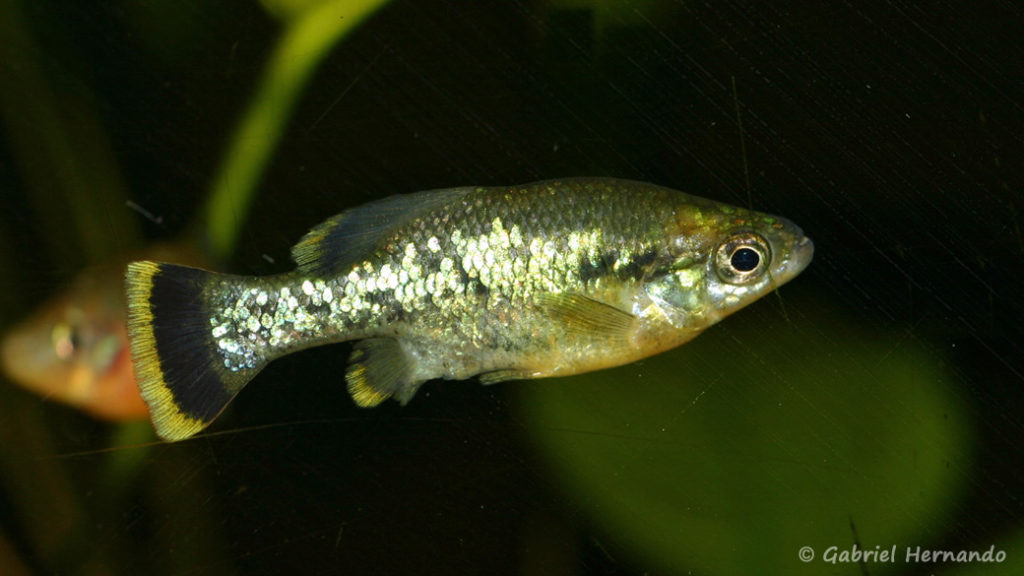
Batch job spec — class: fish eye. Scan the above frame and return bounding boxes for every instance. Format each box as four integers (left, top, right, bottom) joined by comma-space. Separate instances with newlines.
51, 321, 79, 361
51, 308, 88, 362
715, 232, 770, 284
730, 247, 760, 271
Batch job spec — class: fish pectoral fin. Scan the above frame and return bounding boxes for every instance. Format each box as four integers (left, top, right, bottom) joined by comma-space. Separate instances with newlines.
478, 369, 535, 385
535, 292, 635, 343
346, 338, 422, 407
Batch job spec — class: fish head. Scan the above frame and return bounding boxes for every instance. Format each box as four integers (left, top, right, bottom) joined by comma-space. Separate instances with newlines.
1, 265, 147, 420
1, 244, 203, 420
641, 200, 814, 331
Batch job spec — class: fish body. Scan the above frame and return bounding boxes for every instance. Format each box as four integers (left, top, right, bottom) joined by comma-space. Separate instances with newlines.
126, 179, 813, 440
1, 244, 201, 420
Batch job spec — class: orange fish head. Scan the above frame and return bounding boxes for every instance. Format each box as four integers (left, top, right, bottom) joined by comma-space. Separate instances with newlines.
1, 269, 149, 421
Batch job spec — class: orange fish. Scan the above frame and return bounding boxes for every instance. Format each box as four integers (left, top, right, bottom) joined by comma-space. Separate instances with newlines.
2, 244, 201, 421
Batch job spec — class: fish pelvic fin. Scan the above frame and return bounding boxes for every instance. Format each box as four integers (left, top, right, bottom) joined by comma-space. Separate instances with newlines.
125, 261, 260, 441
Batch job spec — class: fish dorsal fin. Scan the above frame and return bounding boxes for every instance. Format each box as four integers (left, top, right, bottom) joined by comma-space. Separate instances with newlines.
346, 337, 423, 407
534, 292, 636, 345
291, 187, 476, 276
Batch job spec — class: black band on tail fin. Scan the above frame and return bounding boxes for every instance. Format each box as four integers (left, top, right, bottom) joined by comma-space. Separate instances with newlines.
125, 261, 260, 441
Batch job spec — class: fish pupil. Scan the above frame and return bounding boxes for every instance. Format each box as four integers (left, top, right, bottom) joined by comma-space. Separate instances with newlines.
730, 247, 760, 272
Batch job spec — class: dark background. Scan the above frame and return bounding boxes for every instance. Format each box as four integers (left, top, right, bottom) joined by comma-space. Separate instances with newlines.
1, 1, 1021, 574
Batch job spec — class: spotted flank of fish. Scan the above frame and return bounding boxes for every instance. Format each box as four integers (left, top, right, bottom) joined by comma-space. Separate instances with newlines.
125, 178, 813, 440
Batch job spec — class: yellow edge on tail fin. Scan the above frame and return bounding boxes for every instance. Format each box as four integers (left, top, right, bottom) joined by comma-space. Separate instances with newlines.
125, 261, 208, 441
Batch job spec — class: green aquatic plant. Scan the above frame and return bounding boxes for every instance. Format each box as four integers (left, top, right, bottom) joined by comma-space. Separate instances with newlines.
517, 302, 973, 575
204, 0, 391, 261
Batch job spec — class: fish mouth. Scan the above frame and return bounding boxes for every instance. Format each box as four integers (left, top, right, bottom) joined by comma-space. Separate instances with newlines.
1, 323, 58, 392
771, 234, 814, 286
795, 235, 814, 267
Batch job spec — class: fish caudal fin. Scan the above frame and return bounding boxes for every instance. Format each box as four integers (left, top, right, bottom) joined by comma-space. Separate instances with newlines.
125, 261, 259, 441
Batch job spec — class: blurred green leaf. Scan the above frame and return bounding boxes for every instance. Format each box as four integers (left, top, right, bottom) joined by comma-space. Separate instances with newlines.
204, 0, 392, 261
261, 0, 333, 22
0, 0, 137, 265
517, 301, 972, 575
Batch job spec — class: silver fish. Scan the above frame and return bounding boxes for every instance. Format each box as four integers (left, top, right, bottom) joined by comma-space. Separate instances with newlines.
125, 178, 813, 440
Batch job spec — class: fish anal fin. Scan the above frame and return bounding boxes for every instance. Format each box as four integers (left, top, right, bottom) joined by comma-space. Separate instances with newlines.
291, 187, 475, 276
345, 338, 421, 407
